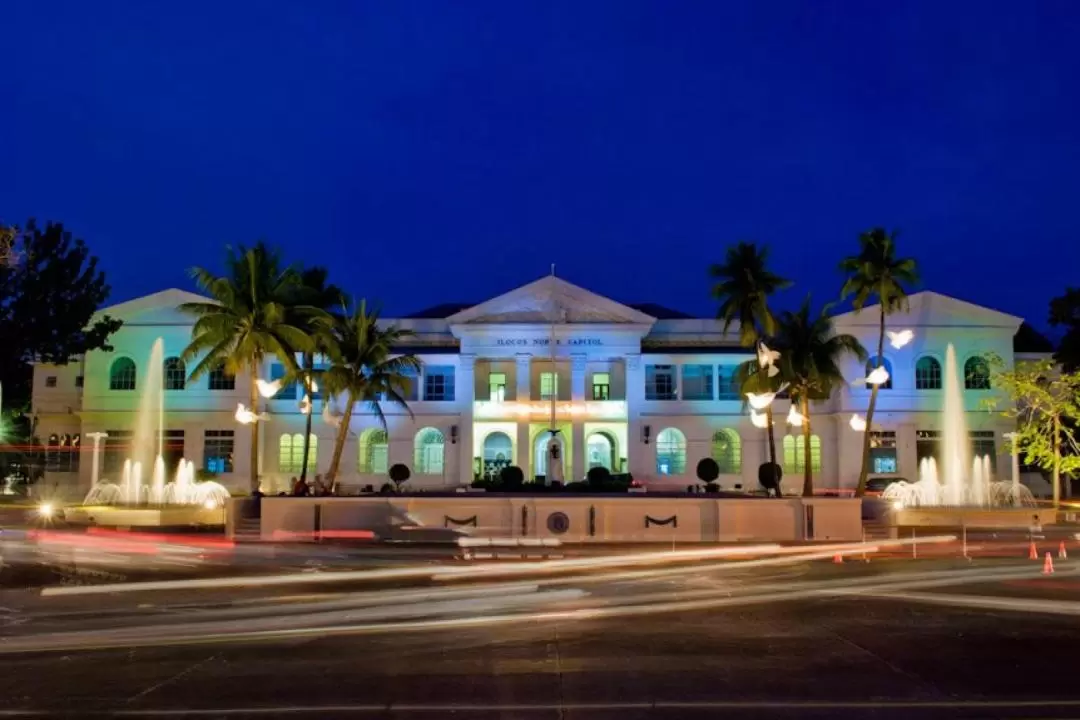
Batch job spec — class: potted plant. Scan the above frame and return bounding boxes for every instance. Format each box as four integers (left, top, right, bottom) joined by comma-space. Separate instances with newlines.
696, 458, 720, 493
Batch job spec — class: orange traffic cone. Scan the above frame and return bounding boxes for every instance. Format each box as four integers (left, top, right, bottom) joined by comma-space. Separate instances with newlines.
833, 552, 844, 564
1043, 552, 1055, 575
1059, 541, 1068, 560
1029, 541, 1038, 560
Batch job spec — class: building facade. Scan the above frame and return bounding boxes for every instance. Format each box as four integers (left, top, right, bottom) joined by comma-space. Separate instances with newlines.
31, 276, 1032, 497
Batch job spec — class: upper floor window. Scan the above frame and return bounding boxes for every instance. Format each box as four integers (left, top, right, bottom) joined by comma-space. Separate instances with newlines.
655, 427, 686, 475
208, 363, 236, 391
109, 357, 137, 391
489, 372, 506, 402
424, 366, 455, 401
783, 434, 822, 474
717, 366, 741, 400
45, 376, 57, 388
645, 365, 676, 400
964, 356, 991, 390
269, 362, 297, 400
163, 357, 186, 391
540, 372, 559, 401
865, 356, 893, 390
681, 365, 713, 400
591, 372, 610, 400
915, 356, 941, 390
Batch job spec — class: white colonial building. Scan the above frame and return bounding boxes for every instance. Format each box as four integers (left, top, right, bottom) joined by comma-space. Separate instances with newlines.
31, 276, 1036, 497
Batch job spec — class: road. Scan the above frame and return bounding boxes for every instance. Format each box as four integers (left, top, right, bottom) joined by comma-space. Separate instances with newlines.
3, 535, 1080, 718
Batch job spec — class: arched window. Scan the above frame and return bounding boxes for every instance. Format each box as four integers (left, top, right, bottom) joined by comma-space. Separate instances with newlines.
656, 428, 687, 476
278, 433, 317, 474
587, 432, 615, 470
109, 357, 137, 391
711, 429, 742, 474
865, 356, 893, 390
358, 429, 389, 475
915, 356, 942, 390
208, 363, 235, 391
964, 356, 991, 390
782, 435, 822, 473
414, 428, 445, 475
482, 431, 513, 478
163, 357, 186, 390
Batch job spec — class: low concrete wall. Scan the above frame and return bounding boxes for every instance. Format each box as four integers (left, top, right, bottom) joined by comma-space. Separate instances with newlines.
243, 496, 862, 544
892, 507, 1057, 529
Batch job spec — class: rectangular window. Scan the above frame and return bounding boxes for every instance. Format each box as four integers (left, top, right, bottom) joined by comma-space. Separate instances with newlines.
916, 430, 941, 467
208, 364, 236, 391
645, 365, 677, 400
681, 365, 714, 400
717, 366, 741, 400
489, 372, 506, 402
540, 372, 559, 401
269, 363, 297, 400
75, 375, 84, 388
423, 366, 455, 401
204, 430, 235, 474
103, 430, 134, 474
592, 372, 610, 400
162, 430, 185, 473
868, 431, 898, 474
971, 431, 997, 472
45, 376, 57, 388
308, 357, 329, 400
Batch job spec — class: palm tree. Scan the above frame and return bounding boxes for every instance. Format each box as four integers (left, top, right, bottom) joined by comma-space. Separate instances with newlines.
774, 297, 867, 497
288, 268, 344, 485
322, 300, 422, 485
710, 242, 793, 482
839, 229, 919, 497
179, 242, 313, 493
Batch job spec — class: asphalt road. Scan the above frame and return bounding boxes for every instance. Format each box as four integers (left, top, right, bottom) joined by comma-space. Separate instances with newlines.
3, 545, 1080, 719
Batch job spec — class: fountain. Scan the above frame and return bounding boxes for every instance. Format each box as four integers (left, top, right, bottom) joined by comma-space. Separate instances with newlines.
878, 343, 1043, 527
63, 338, 230, 527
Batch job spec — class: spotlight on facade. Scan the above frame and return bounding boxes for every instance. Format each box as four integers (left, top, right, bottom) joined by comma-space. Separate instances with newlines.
865, 366, 891, 386
849, 414, 867, 432
886, 329, 914, 349
256, 378, 282, 398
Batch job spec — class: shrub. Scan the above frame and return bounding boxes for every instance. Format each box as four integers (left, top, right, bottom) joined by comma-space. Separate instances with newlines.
500, 465, 525, 489
586, 466, 612, 488
696, 457, 720, 484
378, 482, 395, 495
704, 482, 720, 493
388, 463, 411, 488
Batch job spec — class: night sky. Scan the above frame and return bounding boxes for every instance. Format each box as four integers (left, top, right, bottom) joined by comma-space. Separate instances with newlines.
3, 2, 1079, 329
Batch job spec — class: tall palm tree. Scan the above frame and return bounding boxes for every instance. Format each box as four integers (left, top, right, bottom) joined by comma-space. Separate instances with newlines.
180, 242, 313, 493
288, 268, 344, 485
839, 229, 919, 497
710, 242, 793, 481
322, 300, 422, 484
774, 297, 867, 497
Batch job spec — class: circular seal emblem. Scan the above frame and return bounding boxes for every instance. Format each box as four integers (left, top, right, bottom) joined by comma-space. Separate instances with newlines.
546, 511, 570, 534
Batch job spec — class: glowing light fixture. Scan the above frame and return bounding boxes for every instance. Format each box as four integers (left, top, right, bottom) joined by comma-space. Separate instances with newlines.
849, 414, 867, 432
37, 502, 54, 519
203, 499, 218, 510
235, 403, 266, 425
886, 329, 914, 349
756, 341, 781, 376
786, 405, 804, 427
865, 366, 891, 386
891, 500, 904, 511
750, 408, 769, 429
746, 391, 777, 411
256, 378, 282, 398
299, 394, 312, 415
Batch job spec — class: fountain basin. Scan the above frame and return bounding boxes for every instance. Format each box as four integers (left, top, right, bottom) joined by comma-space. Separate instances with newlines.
62, 504, 226, 528
888, 506, 1056, 529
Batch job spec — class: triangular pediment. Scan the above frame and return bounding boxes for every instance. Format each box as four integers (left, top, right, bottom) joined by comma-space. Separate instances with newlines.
831, 291, 1023, 330
448, 276, 657, 326
94, 289, 214, 326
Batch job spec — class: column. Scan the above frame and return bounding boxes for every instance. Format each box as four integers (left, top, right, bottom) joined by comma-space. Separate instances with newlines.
571, 354, 587, 402
517, 421, 532, 479
625, 354, 646, 480
571, 355, 587, 481
458, 354, 476, 486
515, 354, 531, 402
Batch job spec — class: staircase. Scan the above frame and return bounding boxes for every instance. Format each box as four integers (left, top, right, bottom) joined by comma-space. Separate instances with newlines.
234, 517, 262, 542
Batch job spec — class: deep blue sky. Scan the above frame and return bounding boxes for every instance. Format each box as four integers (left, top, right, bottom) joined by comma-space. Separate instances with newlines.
3, 2, 1079, 328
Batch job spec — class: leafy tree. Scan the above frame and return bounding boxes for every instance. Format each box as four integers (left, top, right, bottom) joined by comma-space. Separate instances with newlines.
696, 457, 720, 491
388, 463, 410, 489
1049, 288, 1080, 373
709, 242, 792, 482
0, 220, 122, 412
774, 297, 866, 497
839, 228, 919, 497
179, 242, 314, 493
500, 465, 525, 489
321, 300, 421, 483
985, 354, 1080, 507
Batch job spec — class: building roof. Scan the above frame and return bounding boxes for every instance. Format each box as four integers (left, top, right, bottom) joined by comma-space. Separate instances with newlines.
402, 303, 475, 319
627, 303, 696, 320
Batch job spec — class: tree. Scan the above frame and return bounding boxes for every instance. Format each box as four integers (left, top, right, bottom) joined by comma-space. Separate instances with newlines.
696, 457, 720, 491
985, 354, 1080, 508
0, 220, 122, 413
179, 242, 313, 493
287, 268, 343, 485
1049, 288, 1080, 373
839, 228, 918, 497
774, 297, 866, 497
709, 242, 792, 484
320, 300, 421, 484
388, 463, 411, 490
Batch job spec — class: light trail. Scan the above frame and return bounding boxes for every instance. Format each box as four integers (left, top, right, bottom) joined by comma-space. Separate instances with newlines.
857, 590, 1080, 616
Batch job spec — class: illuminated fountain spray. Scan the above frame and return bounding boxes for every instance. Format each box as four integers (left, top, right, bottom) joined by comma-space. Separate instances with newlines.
940, 344, 969, 505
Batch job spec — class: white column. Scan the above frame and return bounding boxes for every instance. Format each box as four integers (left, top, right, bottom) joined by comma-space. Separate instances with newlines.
516, 354, 531, 402
571, 354, 587, 402
457, 354, 476, 486
571, 354, 587, 481
625, 354, 647, 480
87, 432, 108, 486
517, 421, 532, 479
